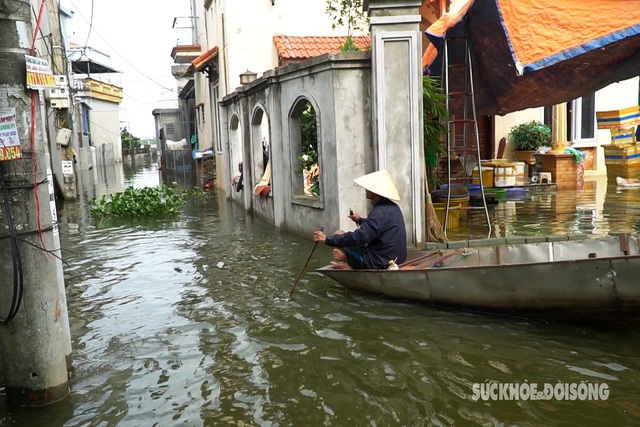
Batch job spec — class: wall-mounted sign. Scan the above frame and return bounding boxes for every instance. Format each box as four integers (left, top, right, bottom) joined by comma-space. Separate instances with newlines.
62, 160, 73, 176
0, 111, 22, 161
25, 55, 56, 89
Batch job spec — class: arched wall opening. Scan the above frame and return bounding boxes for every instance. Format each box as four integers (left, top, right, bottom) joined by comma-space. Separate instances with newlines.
289, 97, 321, 201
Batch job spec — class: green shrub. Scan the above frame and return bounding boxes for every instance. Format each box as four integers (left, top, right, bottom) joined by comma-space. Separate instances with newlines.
509, 120, 552, 150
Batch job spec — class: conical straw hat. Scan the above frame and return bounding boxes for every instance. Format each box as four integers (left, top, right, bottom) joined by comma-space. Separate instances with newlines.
353, 169, 401, 202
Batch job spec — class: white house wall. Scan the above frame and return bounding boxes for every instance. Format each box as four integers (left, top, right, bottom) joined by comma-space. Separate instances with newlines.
221, 0, 352, 93
87, 98, 122, 163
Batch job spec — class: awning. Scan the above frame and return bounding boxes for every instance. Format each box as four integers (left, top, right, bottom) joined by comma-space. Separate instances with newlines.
72, 58, 120, 74
423, 0, 640, 116
186, 46, 219, 75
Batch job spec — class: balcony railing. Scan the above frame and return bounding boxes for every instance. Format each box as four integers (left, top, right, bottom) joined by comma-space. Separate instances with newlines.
173, 16, 199, 46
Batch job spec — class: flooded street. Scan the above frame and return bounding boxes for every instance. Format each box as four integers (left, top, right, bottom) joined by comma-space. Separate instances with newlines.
1, 161, 640, 426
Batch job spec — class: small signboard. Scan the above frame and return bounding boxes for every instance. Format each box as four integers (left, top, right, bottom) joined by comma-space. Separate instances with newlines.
0, 111, 22, 161
62, 160, 73, 176
25, 55, 56, 89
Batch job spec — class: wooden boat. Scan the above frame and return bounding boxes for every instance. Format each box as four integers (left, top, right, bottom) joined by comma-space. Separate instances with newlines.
317, 234, 640, 318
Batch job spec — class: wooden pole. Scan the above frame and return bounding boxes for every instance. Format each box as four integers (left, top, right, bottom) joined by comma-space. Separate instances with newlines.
288, 227, 324, 299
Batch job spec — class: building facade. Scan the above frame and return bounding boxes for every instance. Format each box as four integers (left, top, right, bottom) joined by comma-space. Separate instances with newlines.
172, 0, 369, 192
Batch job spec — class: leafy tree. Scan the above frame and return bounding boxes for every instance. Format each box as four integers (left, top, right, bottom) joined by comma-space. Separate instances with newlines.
325, 0, 369, 51
121, 128, 141, 150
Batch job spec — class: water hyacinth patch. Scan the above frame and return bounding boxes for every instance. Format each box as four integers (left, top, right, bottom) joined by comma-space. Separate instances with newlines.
89, 185, 207, 218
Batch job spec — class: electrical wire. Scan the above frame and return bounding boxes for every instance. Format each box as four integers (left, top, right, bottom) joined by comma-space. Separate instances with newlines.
88, 120, 123, 136
0, 167, 24, 325
29, 0, 49, 254
15, 237, 70, 267
83, 0, 95, 55
66, 0, 178, 94
30, 0, 46, 52
30, 91, 48, 254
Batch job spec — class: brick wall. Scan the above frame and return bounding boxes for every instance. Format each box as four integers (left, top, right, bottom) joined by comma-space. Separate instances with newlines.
197, 157, 216, 189
540, 154, 577, 191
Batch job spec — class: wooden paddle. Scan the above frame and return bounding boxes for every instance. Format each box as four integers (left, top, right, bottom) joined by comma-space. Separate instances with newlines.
288, 226, 325, 300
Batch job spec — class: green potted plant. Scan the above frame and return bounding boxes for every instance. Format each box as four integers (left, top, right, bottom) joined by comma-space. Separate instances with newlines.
509, 120, 552, 163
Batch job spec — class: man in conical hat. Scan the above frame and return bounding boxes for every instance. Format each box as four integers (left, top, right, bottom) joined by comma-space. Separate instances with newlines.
313, 169, 407, 269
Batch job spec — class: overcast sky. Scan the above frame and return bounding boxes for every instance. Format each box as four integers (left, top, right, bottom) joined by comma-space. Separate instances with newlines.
62, 0, 191, 139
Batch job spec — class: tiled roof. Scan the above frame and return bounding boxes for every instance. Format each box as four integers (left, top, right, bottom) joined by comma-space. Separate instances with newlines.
184, 45, 218, 75
273, 35, 371, 60
192, 46, 219, 71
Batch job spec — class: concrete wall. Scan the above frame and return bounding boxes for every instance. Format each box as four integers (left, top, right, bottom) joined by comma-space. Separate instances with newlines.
221, 52, 372, 236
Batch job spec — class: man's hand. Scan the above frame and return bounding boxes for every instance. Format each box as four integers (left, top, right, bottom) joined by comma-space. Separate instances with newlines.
313, 231, 327, 243
348, 211, 361, 224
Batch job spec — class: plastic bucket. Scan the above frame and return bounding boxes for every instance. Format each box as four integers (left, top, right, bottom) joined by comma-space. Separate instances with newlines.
472, 167, 494, 186
432, 192, 470, 219
432, 202, 461, 229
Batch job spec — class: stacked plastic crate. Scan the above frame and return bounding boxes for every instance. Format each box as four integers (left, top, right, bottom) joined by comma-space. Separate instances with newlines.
597, 106, 640, 184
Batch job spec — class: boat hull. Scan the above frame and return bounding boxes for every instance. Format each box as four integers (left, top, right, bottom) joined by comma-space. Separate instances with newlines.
318, 238, 640, 318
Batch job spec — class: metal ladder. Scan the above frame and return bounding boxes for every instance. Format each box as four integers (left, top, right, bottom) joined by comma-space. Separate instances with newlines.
441, 36, 491, 235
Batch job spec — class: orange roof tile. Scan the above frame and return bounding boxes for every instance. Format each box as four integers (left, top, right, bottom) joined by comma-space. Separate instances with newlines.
273, 35, 371, 60
192, 46, 219, 71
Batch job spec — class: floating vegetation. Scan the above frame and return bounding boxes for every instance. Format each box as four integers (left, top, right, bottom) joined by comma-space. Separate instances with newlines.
89, 185, 208, 219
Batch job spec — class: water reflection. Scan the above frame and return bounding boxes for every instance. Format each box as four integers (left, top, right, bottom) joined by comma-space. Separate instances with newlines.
449, 176, 640, 240
1, 162, 639, 426
77, 161, 640, 241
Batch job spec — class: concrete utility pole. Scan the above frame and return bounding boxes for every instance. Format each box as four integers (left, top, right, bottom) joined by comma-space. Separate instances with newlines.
0, 0, 72, 407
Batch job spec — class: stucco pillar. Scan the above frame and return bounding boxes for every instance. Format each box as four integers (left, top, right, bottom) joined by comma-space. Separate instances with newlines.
549, 103, 568, 154
365, 0, 425, 248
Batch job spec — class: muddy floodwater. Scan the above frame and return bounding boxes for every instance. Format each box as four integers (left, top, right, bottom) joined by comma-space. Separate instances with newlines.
1, 161, 639, 426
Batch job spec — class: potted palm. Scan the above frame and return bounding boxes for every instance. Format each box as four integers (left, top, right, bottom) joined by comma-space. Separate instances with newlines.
423, 75, 449, 242
423, 76, 448, 172
509, 120, 552, 163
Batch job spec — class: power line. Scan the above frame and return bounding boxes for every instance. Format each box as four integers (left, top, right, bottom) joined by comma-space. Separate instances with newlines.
124, 92, 171, 106
82, 0, 94, 52
88, 120, 121, 136
66, 0, 178, 94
